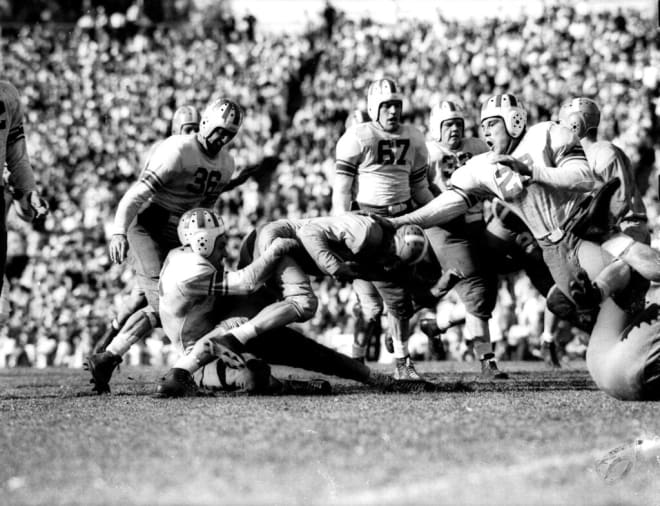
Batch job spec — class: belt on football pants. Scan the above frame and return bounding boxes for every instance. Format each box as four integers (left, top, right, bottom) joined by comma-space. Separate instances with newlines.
356, 200, 412, 217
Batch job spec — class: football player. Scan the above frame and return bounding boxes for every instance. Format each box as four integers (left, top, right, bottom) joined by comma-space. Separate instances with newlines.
297, 213, 432, 380
86, 98, 243, 393
576, 241, 660, 401
558, 97, 649, 243
0, 81, 48, 323
423, 100, 507, 379
332, 78, 434, 372
155, 209, 420, 396
94, 105, 201, 353
389, 93, 659, 343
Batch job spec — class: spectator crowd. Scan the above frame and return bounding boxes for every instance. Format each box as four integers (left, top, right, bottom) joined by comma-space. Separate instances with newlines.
0, 2, 659, 368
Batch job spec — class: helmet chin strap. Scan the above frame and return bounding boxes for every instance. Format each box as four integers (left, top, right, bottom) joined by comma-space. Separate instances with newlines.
505, 134, 522, 155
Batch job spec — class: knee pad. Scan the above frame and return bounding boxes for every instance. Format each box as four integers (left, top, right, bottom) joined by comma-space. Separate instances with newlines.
287, 294, 319, 322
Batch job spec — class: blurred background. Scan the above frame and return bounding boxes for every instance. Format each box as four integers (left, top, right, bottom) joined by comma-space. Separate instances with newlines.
0, 0, 658, 369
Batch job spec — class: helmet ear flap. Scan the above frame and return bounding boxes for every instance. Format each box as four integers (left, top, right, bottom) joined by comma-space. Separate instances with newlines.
564, 112, 587, 138
506, 108, 527, 138
177, 208, 225, 258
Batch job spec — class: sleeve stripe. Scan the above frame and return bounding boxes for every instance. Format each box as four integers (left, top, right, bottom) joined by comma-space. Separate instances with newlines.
7, 125, 24, 146
451, 186, 478, 208
410, 164, 429, 183
141, 170, 165, 191
336, 160, 357, 176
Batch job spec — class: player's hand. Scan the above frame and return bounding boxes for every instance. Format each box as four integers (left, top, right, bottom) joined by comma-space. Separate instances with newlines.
569, 269, 602, 311
270, 237, 299, 256
27, 191, 49, 220
490, 154, 532, 177
333, 261, 364, 283
109, 234, 129, 264
14, 190, 49, 222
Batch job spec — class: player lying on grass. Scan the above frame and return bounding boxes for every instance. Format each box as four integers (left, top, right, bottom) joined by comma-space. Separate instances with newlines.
572, 240, 660, 401
150, 209, 435, 396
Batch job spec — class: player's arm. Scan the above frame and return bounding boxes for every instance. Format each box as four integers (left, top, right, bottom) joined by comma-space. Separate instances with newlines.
390, 189, 471, 228
493, 126, 596, 191
410, 138, 434, 205
109, 143, 181, 263
4, 84, 35, 195
4, 84, 48, 221
332, 131, 361, 215
184, 238, 299, 296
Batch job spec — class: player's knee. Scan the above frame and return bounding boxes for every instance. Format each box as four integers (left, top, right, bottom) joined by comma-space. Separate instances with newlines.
288, 294, 318, 322
359, 301, 384, 321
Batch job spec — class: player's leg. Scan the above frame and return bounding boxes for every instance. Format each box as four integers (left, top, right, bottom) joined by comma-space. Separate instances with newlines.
351, 279, 383, 363
576, 241, 660, 400
229, 257, 319, 344
375, 281, 424, 380
94, 286, 147, 353
85, 222, 167, 393
0, 188, 7, 297
601, 232, 660, 283
85, 307, 159, 394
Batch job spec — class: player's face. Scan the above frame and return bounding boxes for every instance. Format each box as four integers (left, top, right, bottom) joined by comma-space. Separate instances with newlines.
481, 117, 510, 154
204, 127, 236, 156
441, 119, 464, 150
377, 100, 402, 131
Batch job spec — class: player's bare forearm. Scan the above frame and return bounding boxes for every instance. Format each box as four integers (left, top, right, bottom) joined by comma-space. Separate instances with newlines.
391, 190, 468, 229
332, 172, 354, 215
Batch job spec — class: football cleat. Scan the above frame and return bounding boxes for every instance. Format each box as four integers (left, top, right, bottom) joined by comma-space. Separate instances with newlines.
155, 368, 198, 398
393, 356, 422, 381
84, 351, 123, 394
480, 358, 509, 380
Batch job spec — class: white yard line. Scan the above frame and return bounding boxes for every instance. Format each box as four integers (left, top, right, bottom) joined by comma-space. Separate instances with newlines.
337, 451, 599, 505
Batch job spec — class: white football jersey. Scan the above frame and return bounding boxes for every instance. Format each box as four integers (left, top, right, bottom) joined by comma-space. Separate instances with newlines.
336, 122, 429, 206
450, 122, 592, 239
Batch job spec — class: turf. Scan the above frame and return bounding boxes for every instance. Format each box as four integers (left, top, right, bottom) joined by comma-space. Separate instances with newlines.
2, 362, 659, 505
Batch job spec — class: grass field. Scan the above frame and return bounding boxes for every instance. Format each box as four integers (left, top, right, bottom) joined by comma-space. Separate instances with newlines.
2, 361, 660, 505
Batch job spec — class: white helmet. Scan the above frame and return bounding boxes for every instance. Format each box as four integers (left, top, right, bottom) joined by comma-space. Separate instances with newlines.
367, 78, 403, 121
171, 105, 200, 135
177, 208, 226, 258
394, 225, 428, 265
480, 94, 527, 139
429, 100, 465, 141
558, 97, 600, 139
198, 98, 244, 152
